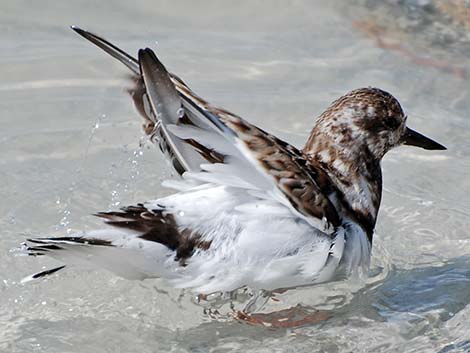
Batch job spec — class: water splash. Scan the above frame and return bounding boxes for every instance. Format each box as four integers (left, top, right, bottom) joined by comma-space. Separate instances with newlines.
54, 114, 107, 231
107, 136, 150, 210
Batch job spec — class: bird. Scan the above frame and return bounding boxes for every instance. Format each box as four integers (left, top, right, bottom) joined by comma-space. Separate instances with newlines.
21, 27, 446, 299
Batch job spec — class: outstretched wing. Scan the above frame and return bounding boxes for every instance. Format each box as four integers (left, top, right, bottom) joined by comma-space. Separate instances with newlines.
72, 26, 204, 174
72, 27, 340, 231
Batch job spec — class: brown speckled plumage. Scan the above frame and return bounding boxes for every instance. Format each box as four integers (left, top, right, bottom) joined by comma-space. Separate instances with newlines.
302, 88, 409, 241
23, 28, 445, 287
126, 56, 341, 231
127, 69, 421, 242
96, 205, 211, 265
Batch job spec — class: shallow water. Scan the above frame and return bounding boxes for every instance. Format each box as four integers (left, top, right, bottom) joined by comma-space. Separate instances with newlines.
1, 1, 470, 352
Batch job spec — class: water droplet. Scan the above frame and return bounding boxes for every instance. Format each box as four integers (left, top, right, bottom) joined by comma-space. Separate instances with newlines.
419, 200, 433, 207
177, 107, 185, 118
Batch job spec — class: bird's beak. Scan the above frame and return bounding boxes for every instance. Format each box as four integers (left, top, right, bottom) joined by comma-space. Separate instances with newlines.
402, 127, 446, 150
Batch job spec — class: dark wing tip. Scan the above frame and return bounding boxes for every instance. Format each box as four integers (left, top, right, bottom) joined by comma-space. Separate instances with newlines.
31, 265, 67, 279
70, 25, 96, 43
70, 25, 86, 35
137, 48, 148, 69
70, 26, 103, 46
138, 47, 158, 64
69, 25, 140, 75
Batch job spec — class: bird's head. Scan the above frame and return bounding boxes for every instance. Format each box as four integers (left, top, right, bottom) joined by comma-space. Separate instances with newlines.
305, 87, 446, 162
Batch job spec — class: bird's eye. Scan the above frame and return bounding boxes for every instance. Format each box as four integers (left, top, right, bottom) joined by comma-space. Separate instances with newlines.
384, 116, 399, 129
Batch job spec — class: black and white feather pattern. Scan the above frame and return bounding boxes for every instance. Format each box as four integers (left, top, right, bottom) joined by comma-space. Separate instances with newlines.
19, 27, 376, 292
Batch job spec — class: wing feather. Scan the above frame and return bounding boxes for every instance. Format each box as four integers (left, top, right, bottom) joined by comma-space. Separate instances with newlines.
73, 27, 340, 231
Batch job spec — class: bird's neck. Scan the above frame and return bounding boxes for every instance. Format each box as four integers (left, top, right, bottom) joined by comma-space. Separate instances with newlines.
303, 135, 382, 242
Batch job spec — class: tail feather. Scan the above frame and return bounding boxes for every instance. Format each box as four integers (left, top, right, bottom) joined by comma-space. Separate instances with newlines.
21, 265, 67, 283
20, 226, 174, 281
18, 204, 197, 281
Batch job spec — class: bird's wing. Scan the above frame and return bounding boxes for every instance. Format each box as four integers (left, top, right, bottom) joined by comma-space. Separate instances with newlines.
72, 27, 340, 230
139, 47, 339, 230
22, 188, 346, 292
72, 26, 204, 173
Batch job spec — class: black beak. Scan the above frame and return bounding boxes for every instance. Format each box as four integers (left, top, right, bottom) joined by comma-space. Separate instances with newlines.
402, 127, 446, 150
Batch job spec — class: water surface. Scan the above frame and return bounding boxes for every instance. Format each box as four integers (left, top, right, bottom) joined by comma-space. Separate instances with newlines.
1, 1, 470, 352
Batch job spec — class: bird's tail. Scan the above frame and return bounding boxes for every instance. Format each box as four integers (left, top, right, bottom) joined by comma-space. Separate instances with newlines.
18, 225, 174, 282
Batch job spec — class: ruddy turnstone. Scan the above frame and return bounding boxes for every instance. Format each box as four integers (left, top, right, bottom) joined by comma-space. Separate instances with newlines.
21, 27, 446, 297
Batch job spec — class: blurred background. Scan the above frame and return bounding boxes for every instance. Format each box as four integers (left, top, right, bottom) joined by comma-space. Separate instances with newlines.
1, 0, 470, 352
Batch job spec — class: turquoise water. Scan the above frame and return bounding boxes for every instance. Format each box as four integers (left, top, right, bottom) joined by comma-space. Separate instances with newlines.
1, 1, 470, 352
